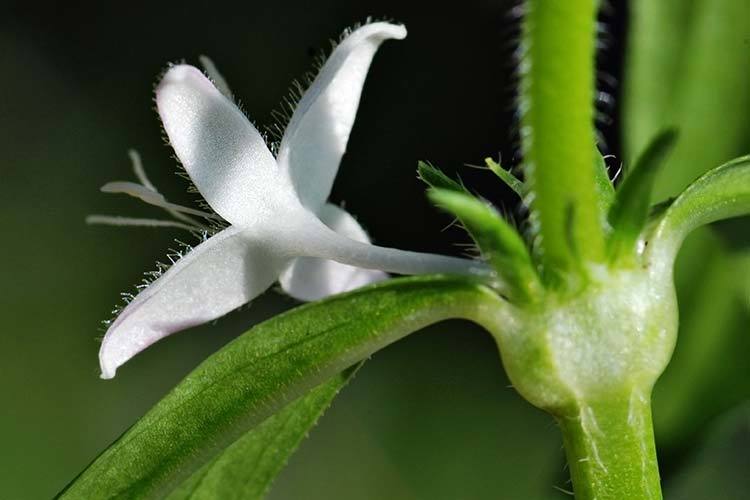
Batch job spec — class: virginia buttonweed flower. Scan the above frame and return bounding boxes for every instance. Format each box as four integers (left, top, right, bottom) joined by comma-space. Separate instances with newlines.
92, 22, 487, 379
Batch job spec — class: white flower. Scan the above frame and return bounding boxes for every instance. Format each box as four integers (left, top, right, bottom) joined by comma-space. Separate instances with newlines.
95, 22, 486, 379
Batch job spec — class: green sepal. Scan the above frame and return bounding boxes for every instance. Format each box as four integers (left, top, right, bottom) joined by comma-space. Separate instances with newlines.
417, 160, 467, 193
484, 157, 524, 197
427, 188, 541, 302
608, 129, 678, 263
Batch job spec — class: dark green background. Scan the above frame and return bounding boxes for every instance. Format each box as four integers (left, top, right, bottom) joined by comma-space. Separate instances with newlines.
0, 1, 746, 499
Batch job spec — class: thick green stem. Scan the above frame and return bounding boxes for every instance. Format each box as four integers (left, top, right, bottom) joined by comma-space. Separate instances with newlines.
520, 0, 605, 278
557, 390, 662, 500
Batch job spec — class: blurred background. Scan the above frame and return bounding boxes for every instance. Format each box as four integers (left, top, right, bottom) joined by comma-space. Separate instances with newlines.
1, 0, 748, 499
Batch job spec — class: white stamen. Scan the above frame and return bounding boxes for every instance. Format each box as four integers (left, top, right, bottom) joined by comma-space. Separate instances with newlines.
86, 215, 200, 231
102, 181, 165, 205
129, 150, 156, 191
126, 150, 206, 226
100, 181, 219, 222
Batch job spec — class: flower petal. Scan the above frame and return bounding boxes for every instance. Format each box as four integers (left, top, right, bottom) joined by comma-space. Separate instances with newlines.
279, 203, 387, 301
281, 208, 491, 278
99, 227, 288, 379
277, 22, 407, 211
156, 65, 285, 226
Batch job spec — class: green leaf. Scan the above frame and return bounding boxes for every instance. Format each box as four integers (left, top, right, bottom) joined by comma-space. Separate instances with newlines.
484, 157, 524, 197
428, 188, 540, 302
649, 155, 750, 263
167, 367, 359, 500
608, 129, 678, 262
520, 0, 606, 276
58, 276, 501, 500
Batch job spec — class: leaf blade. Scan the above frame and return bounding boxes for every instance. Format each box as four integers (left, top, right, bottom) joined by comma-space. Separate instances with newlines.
167, 367, 359, 500
59, 276, 500, 500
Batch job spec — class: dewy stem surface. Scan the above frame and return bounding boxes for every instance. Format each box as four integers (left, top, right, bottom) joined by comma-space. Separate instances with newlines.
520, 0, 605, 278
558, 390, 662, 500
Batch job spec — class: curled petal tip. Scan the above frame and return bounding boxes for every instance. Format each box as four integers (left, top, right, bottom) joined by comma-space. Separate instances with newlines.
377, 22, 407, 40
278, 21, 408, 210
351, 22, 406, 42
355, 21, 406, 38
99, 346, 118, 379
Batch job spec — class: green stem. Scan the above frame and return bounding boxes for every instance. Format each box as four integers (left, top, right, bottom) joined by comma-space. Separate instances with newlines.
557, 389, 662, 500
520, 0, 605, 278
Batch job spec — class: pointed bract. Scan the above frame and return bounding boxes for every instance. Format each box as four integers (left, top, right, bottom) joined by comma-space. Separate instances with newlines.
608, 129, 678, 262
484, 157, 525, 197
